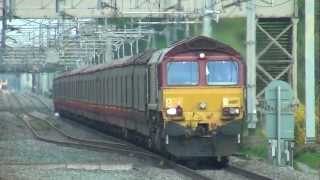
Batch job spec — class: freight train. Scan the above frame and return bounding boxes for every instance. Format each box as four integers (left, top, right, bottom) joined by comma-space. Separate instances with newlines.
53, 36, 245, 165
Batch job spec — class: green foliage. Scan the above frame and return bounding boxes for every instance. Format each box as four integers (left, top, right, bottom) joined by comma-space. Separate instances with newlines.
295, 104, 306, 145
240, 144, 268, 159
150, 18, 246, 54
295, 104, 319, 145
210, 18, 246, 56
295, 151, 320, 169
30, 120, 50, 131
192, 18, 246, 56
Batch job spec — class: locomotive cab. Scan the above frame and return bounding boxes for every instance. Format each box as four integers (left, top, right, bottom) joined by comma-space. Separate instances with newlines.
159, 39, 245, 160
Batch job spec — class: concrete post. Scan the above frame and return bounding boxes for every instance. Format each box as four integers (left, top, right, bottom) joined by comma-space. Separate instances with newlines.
150, 34, 156, 49
185, 19, 190, 37
292, 18, 299, 101
292, 0, 299, 102
136, 39, 139, 54
202, 16, 212, 37
32, 73, 36, 93
165, 26, 170, 46
1, 0, 6, 49
105, 37, 112, 63
246, 0, 258, 129
202, 0, 213, 37
277, 86, 281, 165
130, 42, 133, 56
122, 43, 125, 57
305, 0, 316, 143
147, 35, 152, 48
171, 22, 177, 42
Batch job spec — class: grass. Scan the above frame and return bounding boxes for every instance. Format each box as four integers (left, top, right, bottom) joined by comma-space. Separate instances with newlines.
238, 128, 269, 160
295, 149, 320, 169
30, 120, 51, 131
240, 144, 268, 160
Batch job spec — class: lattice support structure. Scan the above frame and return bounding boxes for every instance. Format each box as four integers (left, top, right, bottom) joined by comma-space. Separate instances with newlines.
256, 18, 297, 99
1, 18, 155, 71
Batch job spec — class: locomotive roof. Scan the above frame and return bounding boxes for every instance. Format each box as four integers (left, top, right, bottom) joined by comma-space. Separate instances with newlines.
56, 36, 241, 80
164, 35, 240, 57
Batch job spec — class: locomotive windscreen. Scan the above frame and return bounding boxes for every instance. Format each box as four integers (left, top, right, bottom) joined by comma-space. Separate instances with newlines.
167, 61, 199, 85
206, 61, 239, 85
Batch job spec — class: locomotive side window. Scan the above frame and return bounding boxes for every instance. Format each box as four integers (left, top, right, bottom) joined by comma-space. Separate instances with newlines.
167, 61, 198, 85
206, 61, 238, 85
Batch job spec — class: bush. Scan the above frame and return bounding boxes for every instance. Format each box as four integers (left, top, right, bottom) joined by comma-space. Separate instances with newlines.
295, 104, 306, 145
295, 103, 319, 145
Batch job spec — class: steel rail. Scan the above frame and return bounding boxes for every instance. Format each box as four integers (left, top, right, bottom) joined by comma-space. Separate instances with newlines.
27, 113, 130, 147
226, 165, 273, 180
12, 93, 213, 180
23, 94, 136, 148
13, 93, 276, 180
22, 116, 156, 157
23, 94, 162, 155
23, 115, 213, 180
27, 93, 53, 112
21, 93, 52, 113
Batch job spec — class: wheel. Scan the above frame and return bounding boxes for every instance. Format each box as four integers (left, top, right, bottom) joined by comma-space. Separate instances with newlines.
215, 156, 229, 169
147, 137, 153, 149
154, 128, 164, 151
148, 112, 164, 152
185, 160, 199, 169
122, 127, 128, 139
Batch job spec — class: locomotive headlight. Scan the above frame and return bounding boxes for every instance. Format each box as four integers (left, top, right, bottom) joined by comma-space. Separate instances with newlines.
166, 106, 183, 116
223, 107, 240, 116
199, 52, 206, 59
167, 108, 177, 115
199, 102, 207, 110
230, 108, 240, 114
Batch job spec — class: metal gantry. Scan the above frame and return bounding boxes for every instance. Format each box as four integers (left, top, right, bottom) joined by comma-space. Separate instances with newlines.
1, 18, 155, 70
245, 0, 301, 131
56, 19, 155, 69
9, 0, 295, 19
0, 0, 296, 72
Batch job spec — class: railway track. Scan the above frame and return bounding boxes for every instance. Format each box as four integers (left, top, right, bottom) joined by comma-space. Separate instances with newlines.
26, 94, 274, 180
22, 115, 214, 180
26, 93, 53, 113
10, 93, 214, 180
12, 93, 275, 180
12, 94, 271, 180
21, 93, 51, 113
27, 112, 140, 150
226, 165, 272, 180
22, 94, 145, 147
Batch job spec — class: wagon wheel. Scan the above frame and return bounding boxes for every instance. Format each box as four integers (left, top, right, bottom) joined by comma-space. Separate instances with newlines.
148, 112, 164, 151
153, 113, 165, 151
147, 113, 157, 149
122, 127, 128, 138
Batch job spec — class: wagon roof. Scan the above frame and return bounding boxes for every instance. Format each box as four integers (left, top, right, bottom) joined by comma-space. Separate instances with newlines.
55, 36, 241, 80
56, 49, 156, 79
